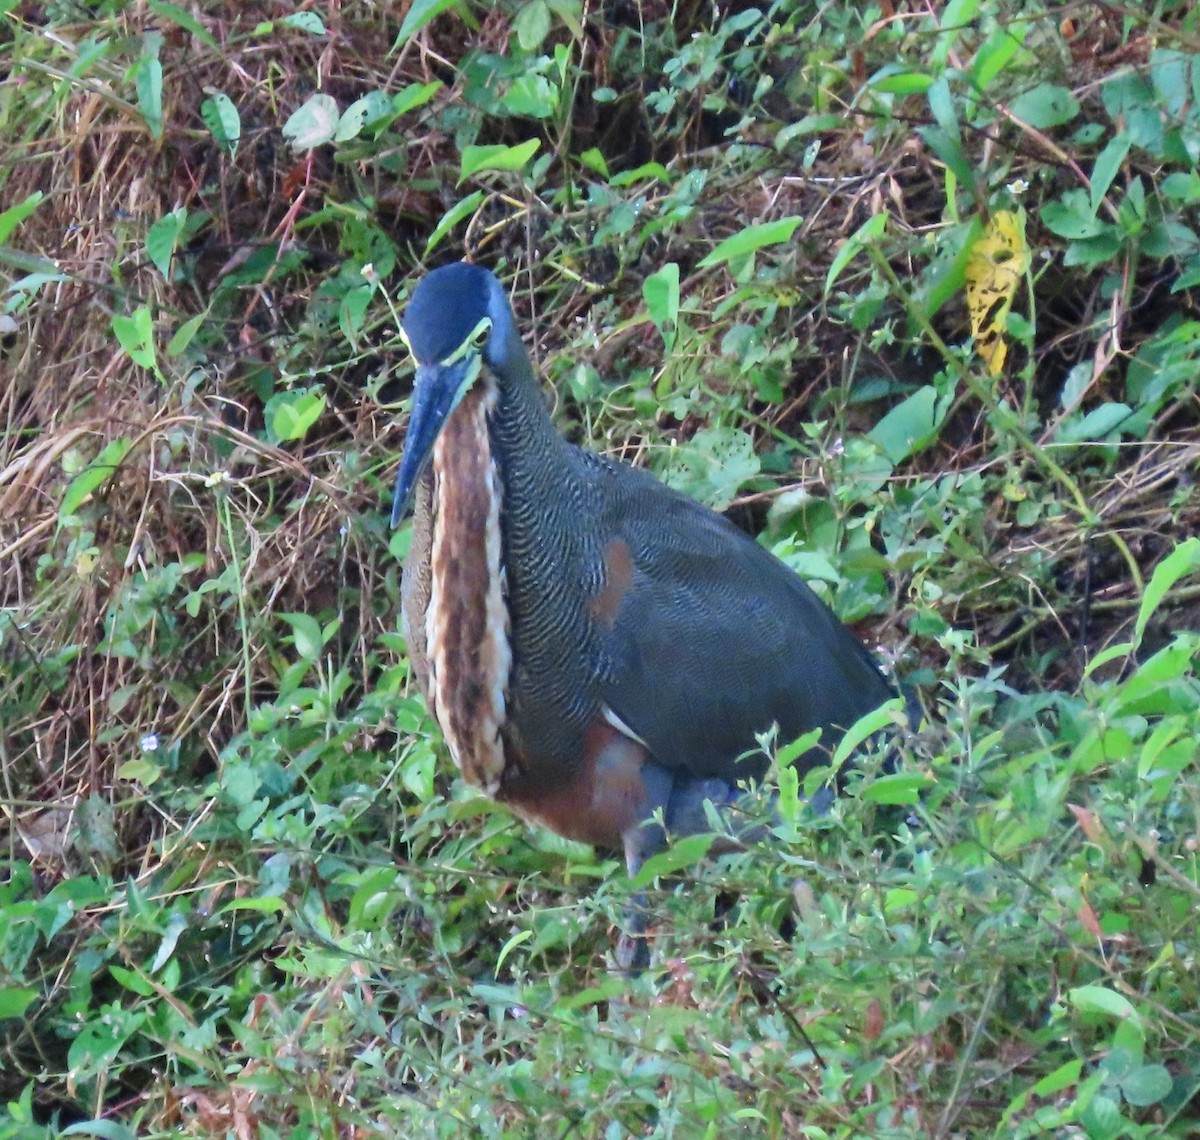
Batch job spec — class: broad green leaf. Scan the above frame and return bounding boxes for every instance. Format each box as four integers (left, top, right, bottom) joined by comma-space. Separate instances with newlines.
136, 46, 163, 140
495, 929, 534, 975
1121, 1064, 1174, 1107
515, 0, 551, 51
112, 307, 159, 374
62, 1121, 138, 1140
393, 81, 442, 117
283, 93, 341, 150
698, 216, 802, 269
146, 207, 186, 279
0, 987, 38, 1019
642, 261, 679, 350
502, 73, 558, 119
1067, 984, 1136, 1021
459, 139, 540, 181
280, 612, 324, 661
868, 385, 947, 462
775, 728, 823, 770
335, 93, 390, 142
200, 91, 240, 155
1055, 402, 1133, 443
1009, 83, 1079, 128
266, 388, 327, 443
661, 426, 760, 511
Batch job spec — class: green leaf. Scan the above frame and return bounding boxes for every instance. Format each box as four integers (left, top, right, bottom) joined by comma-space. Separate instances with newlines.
1091, 134, 1132, 215
0, 987, 38, 1019
395, 0, 461, 45
335, 93, 388, 142
833, 699, 905, 767
59, 439, 132, 523
146, 207, 186, 279
167, 312, 206, 357
868, 386, 947, 463
393, 81, 442, 117
0, 191, 43, 245
200, 91, 240, 155
698, 216, 802, 269
514, 0, 551, 51
61, 1122, 138, 1140
458, 139, 541, 181
1031, 1058, 1084, 1097
972, 24, 1026, 91
775, 728, 823, 770
1135, 537, 1200, 643
1009, 83, 1079, 128
282, 93, 341, 150
868, 70, 933, 96
135, 50, 163, 140
1055, 402, 1133, 443
661, 426, 761, 511
281, 612, 324, 661
631, 833, 717, 889
826, 212, 887, 292
859, 771, 933, 805
495, 929, 533, 975
1067, 984, 1137, 1021
1120, 1064, 1173, 1107
112, 307, 159, 374
425, 190, 485, 255
501, 74, 558, 120
146, 0, 219, 49
281, 11, 326, 34
266, 388, 327, 443
642, 262, 679, 351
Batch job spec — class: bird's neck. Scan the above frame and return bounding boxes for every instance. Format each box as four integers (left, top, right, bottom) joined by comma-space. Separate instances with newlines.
426, 376, 511, 793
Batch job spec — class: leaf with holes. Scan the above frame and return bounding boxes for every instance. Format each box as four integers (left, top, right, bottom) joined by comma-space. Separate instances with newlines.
965, 209, 1029, 375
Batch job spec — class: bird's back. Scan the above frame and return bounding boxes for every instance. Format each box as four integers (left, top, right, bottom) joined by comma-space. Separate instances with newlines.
566, 446, 894, 784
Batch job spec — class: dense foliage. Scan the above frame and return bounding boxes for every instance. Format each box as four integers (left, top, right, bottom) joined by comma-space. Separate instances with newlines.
1, 0, 1199, 1135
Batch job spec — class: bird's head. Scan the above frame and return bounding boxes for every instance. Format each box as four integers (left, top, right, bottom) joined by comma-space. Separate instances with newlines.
389, 262, 522, 526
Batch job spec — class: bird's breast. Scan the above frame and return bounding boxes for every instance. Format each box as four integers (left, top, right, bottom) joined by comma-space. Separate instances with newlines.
426, 381, 512, 794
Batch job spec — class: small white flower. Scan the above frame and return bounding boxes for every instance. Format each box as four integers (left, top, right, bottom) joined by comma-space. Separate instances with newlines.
1007, 178, 1029, 196
140, 733, 159, 752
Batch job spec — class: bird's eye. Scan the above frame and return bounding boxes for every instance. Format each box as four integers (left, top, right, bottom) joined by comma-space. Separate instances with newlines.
469, 320, 491, 350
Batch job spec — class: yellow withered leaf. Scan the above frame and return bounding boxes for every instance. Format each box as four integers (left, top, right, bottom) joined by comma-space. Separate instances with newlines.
965, 209, 1030, 375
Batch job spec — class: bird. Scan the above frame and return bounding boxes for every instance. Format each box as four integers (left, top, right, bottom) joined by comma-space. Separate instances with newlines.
390, 261, 897, 964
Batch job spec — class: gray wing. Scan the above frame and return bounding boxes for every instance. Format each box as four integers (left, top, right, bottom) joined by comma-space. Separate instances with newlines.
586, 455, 893, 782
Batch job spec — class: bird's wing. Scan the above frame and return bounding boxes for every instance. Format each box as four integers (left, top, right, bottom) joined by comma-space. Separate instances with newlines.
585, 455, 893, 783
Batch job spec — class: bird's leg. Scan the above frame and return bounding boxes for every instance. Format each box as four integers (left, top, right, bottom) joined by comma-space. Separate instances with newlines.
615, 765, 749, 974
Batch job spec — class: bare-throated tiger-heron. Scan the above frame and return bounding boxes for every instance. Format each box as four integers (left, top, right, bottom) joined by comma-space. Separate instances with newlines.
390, 262, 897, 963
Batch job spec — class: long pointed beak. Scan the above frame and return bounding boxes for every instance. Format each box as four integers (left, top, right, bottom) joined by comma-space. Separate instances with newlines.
390, 361, 472, 527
